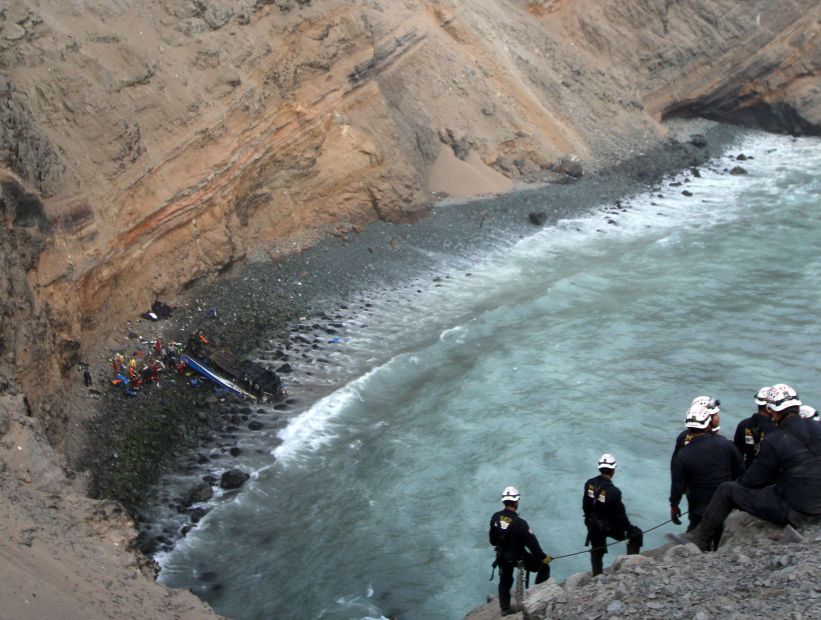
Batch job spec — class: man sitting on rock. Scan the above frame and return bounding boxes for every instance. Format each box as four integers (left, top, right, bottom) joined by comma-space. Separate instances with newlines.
733, 386, 777, 468
672, 384, 821, 551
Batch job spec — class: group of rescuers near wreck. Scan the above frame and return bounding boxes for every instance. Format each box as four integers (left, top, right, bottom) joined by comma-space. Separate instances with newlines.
488, 383, 821, 616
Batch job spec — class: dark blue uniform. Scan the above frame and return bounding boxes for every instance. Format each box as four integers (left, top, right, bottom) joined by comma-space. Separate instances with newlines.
582, 475, 642, 575
733, 413, 776, 468
489, 508, 549, 612
700, 416, 821, 532
670, 432, 743, 531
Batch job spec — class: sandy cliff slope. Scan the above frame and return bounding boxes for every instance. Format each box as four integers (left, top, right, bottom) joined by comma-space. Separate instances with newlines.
0, 3, 818, 616
0, 394, 222, 620
1, 0, 818, 434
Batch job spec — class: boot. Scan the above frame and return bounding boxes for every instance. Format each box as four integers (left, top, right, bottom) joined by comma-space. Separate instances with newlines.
666, 520, 714, 552
500, 604, 521, 616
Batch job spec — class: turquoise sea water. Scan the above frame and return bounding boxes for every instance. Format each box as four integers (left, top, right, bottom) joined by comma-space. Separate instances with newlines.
157, 132, 820, 619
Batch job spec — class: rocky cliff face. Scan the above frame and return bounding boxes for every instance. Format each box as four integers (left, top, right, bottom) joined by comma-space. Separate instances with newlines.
0, 0, 818, 439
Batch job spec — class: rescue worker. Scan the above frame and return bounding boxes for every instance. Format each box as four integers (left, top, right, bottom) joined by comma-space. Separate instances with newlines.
673, 384, 821, 551
669, 397, 743, 549
799, 405, 819, 421
489, 486, 550, 615
733, 386, 776, 468
583, 454, 643, 576
670, 395, 722, 469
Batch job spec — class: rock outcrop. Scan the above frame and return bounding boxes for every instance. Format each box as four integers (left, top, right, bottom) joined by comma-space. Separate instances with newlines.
466, 511, 821, 620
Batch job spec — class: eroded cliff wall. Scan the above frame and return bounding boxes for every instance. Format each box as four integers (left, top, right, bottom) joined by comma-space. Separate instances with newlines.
0, 0, 818, 439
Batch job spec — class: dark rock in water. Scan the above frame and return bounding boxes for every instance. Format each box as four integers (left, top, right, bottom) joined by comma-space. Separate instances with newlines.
669, 181, 682, 187
730, 165, 748, 175
690, 134, 708, 147
682, 190, 693, 196
181, 524, 192, 537
274, 403, 288, 410
229, 446, 241, 456
220, 468, 250, 490
199, 571, 218, 583
276, 363, 293, 373
202, 474, 218, 484
248, 420, 264, 430
184, 482, 214, 504
285, 398, 297, 404
196, 453, 209, 464
736, 153, 748, 161
190, 507, 210, 523
691, 167, 701, 177
529, 211, 547, 226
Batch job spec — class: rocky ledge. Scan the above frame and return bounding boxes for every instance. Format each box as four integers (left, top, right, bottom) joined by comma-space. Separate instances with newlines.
465, 512, 821, 620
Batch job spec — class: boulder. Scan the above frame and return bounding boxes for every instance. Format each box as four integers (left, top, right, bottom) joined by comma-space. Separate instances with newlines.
528, 211, 547, 226
690, 134, 708, 147
220, 468, 250, 490
523, 578, 568, 617
183, 482, 213, 505
556, 154, 583, 178
730, 165, 748, 175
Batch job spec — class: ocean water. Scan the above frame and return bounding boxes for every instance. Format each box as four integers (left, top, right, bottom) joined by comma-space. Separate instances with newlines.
157, 132, 821, 619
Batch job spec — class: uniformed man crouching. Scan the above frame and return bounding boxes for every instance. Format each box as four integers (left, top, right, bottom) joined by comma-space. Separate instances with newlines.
583, 454, 643, 576
489, 486, 550, 616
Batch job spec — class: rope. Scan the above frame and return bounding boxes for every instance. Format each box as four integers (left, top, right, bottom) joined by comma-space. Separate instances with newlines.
543, 512, 689, 563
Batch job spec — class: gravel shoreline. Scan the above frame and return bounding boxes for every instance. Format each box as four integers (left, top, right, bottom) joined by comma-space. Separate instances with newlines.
79, 121, 749, 551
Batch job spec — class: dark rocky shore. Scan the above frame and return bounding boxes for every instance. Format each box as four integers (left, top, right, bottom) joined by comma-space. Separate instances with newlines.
81, 121, 751, 553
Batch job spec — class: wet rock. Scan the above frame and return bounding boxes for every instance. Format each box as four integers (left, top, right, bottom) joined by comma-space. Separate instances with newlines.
220, 468, 250, 490
190, 507, 210, 523
690, 134, 708, 147
183, 482, 213, 505
248, 420, 264, 430
276, 363, 293, 373
229, 446, 241, 456
529, 211, 547, 226
730, 165, 748, 175
682, 190, 693, 196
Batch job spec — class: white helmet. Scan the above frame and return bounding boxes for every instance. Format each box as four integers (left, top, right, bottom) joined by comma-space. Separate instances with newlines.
754, 386, 771, 406
501, 486, 520, 503
598, 453, 617, 470
685, 397, 720, 430
767, 384, 801, 412
799, 405, 819, 421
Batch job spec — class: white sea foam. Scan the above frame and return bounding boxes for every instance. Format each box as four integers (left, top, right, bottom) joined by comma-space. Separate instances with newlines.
272, 363, 384, 463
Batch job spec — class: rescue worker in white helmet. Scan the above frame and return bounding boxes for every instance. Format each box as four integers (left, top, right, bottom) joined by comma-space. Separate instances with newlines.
733, 387, 777, 468
582, 454, 643, 576
669, 397, 743, 550
673, 384, 821, 551
670, 395, 723, 469
488, 486, 550, 615
799, 405, 819, 421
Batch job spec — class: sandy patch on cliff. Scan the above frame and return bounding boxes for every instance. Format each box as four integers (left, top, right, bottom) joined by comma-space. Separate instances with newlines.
0, 395, 222, 620
427, 145, 514, 198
